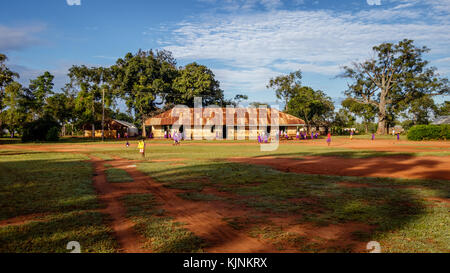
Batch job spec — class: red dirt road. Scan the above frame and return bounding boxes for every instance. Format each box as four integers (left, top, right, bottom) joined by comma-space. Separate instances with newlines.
229, 155, 450, 180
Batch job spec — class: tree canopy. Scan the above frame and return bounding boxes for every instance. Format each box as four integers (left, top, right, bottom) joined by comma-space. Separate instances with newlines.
287, 86, 335, 130
340, 39, 449, 134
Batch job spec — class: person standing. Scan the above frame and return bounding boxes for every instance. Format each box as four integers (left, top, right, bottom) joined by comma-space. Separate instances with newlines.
137, 138, 146, 159
326, 133, 332, 146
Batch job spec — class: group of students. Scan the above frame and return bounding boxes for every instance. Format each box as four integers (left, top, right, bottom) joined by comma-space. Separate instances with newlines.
165, 130, 183, 145
296, 131, 319, 140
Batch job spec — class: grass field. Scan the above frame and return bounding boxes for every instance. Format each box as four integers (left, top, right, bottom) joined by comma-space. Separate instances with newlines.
0, 137, 448, 253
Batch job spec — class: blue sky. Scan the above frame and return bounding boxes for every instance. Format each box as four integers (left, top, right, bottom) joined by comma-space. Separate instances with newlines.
1, 0, 449, 111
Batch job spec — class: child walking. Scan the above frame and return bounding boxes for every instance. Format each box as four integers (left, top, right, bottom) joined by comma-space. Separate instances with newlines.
137, 138, 146, 159
326, 133, 331, 146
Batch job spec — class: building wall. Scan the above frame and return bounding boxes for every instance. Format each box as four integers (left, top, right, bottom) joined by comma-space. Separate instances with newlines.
84, 130, 117, 138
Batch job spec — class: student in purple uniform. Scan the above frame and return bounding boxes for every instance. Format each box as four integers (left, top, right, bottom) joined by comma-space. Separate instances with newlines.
371, 133, 375, 141
326, 133, 332, 146
397, 133, 400, 141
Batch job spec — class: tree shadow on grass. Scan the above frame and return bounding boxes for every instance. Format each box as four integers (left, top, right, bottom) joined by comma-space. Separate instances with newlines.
137, 160, 449, 252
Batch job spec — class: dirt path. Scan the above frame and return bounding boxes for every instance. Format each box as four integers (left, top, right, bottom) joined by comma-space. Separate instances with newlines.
89, 156, 150, 253
229, 155, 450, 180
0, 213, 49, 228
105, 157, 276, 253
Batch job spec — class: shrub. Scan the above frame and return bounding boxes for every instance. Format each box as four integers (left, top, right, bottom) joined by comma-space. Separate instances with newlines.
407, 124, 450, 141
22, 115, 61, 142
45, 126, 60, 141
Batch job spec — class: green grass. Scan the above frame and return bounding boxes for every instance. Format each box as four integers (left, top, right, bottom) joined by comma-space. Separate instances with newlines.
177, 192, 224, 201
90, 153, 114, 161
0, 151, 117, 253
105, 168, 134, 183
136, 159, 449, 252
120, 193, 205, 253
2, 141, 449, 253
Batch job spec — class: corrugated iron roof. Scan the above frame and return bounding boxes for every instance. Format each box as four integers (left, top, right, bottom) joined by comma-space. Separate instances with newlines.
145, 107, 305, 126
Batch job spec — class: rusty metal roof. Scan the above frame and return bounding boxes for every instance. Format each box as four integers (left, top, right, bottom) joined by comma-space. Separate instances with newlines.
145, 107, 305, 126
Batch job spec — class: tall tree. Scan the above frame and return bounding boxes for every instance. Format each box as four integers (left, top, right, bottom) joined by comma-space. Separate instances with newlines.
340, 39, 449, 134
287, 86, 334, 132
28, 71, 54, 118
68, 65, 101, 138
0, 54, 19, 129
171, 62, 224, 107
44, 90, 76, 136
267, 70, 302, 111
111, 49, 177, 137
1, 82, 27, 137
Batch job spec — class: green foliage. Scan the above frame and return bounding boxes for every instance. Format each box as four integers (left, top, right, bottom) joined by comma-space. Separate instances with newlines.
45, 126, 60, 141
0, 54, 20, 109
28, 71, 54, 116
407, 125, 450, 141
171, 62, 224, 107
21, 115, 61, 142
287, 86, 334, 128
341, 39, 449, 134
111, 50, 178, 133
1, 82, 27, 136
267, 70, 302, 111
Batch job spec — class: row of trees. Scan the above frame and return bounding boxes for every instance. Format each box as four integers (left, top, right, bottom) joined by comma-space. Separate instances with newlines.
1, 39, 448, 139
0, 50, 247, 138
268, 39, 449, 134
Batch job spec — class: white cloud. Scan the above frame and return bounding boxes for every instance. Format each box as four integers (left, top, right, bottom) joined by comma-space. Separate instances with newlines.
0, 25, 45, 51
367, 0, 381, 5
166, 1, 449, 100
66, 0, 81, 6
164, 9, 449, 70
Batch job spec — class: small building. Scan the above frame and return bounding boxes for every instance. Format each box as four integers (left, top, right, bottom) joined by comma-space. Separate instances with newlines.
83, 119, 139, 138
145, 107, 305, 140
432, 116, 450, 125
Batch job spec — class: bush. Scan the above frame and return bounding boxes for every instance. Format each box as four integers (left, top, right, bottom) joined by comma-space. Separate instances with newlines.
22, 116, 61, 142
46, 126, 60, 141
407, 125, 450, 141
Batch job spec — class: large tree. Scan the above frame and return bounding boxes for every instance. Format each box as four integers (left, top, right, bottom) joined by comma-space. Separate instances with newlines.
287, 86, 335, 132
111, 49, 177, 137
27, 71, 55, 118
171, 62, 225, 107
44, 90, 76, 136
68, 65, 102, 138
267, 70, 302, 111
341, 39, 449, 134
0, 54, 19, 129
1, 82, 27, 137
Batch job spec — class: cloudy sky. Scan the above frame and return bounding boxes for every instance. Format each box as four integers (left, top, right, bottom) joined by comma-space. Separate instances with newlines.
1, 0, 449, 108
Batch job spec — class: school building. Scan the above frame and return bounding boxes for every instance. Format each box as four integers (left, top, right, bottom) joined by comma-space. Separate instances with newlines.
145, 107, 305, 140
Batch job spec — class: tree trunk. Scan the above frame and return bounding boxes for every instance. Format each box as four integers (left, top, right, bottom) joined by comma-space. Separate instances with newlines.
142, 119, 147, 138
92, 124, 95, 139
376, 90, 388, 135
364, 122, 368, 134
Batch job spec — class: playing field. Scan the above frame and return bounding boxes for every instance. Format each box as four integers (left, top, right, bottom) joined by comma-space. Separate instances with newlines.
1, 136, 449, 253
